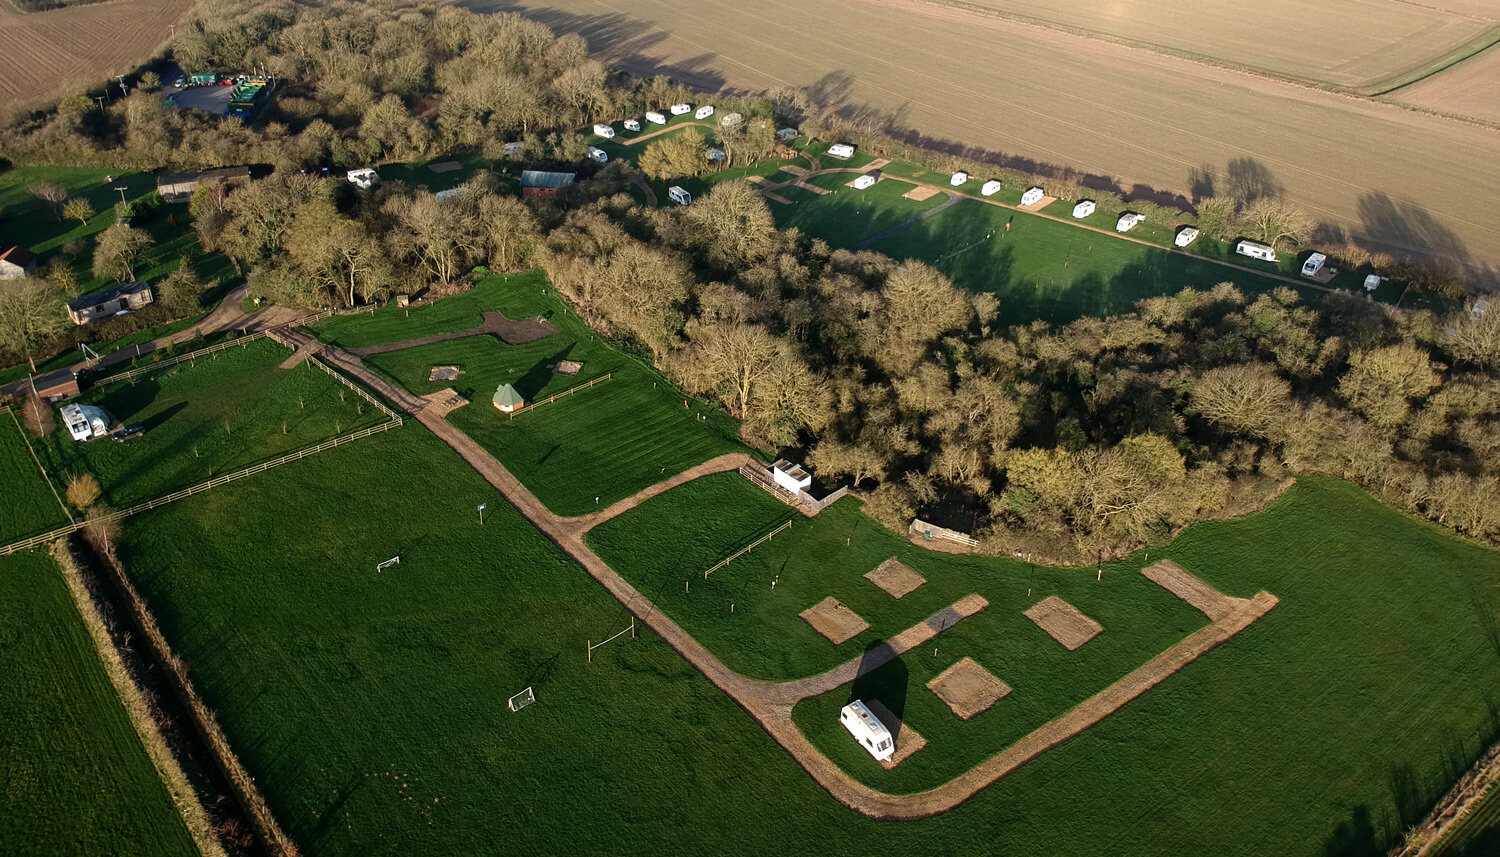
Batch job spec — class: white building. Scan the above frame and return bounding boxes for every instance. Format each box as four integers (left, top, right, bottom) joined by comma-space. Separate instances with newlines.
1072, 200, 1096, 218
826, 143, 856, 159
586, 146, 608, 164
776, 127, 799, 142
646, 111, 667, 125
592, 123, 616, 138
980, 179, 1003, 197
670, 103, 692, 115
1116, 212, 1143, 232
1236, 240, 1278, 262
840, 700, 894, 762
950, 171, 968, 186
668, 186, 692, 206
1020, 186, 1045, 206
852, 173, 878, 190
60, 403, 111, 442
771, 459, 812, 494
695, 105, 715, 120
1175, 226, 1200, 247
1300, 252, 1327, 278
346, 168, 379, 189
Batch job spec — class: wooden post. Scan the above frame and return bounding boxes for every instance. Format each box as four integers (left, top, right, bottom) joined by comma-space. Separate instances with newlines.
587, 641, 591, 664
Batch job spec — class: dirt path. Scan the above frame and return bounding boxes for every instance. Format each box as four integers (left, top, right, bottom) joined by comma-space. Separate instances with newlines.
630, 174, 659, 207
618, 120, 718, 146
346, 311, 557, 356
319, 343, 1281, 819
850, 193, 962, 251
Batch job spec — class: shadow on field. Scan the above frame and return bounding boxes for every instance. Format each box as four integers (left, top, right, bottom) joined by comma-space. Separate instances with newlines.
1323, 805, 1381, 857
850, 646, 908, 740
143, 401, 188, 432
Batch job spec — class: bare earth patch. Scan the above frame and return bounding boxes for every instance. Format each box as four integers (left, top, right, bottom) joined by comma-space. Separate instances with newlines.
800, 597, 870, 645
928, 657, 1011, 720
1024, 596, 1102, 650
1141, 560, 1242, 622
420, 388, 469, 416
428, 161, 463, 173
865, 699, 926, 769
864, 558, 926, 599
428, 365, 463, 382
550, 360, 583, 376
902, 185, 942, 201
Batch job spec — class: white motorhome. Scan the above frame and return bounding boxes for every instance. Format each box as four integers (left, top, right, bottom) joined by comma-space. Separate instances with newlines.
851, 173, 878, 190
668, 186, 692, 206
623, 118, 642, 132
695, 105, 714, 120
592, 123, 616, 139
950, 171, 968, 186
840, 700, 894, 762
1072, 200, 1096, 218
1175, 226, 1200, 248
586, 146, 608, 164
1301, 252, 1328, 278
980, 180, 1003, 197
60, 403, 111, 442
646, 111, 668, 125
346, 168, 379, 189
1236, 240, 1278, 262
1020, 186, 1045, 206
670, 103, 692, 115
826, 143, 856, 159
1116, 212, 1143, 232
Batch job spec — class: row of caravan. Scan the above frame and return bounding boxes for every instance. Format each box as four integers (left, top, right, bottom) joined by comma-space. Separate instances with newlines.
600, 104, 717, 136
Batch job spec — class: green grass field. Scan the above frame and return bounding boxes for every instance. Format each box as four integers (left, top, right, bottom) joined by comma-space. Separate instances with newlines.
350, 274, 746, 516
0, 552, 197, 856
770, 173, 953, 251
35, 339, 387, 508
316, 271, 550, 348
0, 413, 69, 543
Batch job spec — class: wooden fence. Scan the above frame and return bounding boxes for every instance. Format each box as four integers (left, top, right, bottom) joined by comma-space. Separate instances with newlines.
506, 373, 613, 419
92, 309, 335, 387
910, 517, 979, 547
305, 354, 402, 421
703, 520, 793, 579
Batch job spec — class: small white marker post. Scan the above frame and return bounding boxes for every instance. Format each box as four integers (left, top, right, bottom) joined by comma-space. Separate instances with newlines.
478, 503, 487, 525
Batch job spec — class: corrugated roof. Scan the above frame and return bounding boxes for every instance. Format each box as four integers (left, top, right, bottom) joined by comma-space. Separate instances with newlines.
67, 280, 150, 312
520, 171, 576, 190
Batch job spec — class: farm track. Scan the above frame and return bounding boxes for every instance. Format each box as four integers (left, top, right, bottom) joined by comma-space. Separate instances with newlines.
319, 333, 1280, 818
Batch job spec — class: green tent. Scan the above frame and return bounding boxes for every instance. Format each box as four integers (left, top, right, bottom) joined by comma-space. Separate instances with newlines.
492, 383, 525, 411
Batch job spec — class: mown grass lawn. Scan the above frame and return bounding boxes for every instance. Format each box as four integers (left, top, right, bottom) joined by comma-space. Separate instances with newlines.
0, 552, 197, 857
315, 270, 550, 349
0, 412, 70, 543
357, 273, 746, 516
36, 339, 386, 508
771, 174, 951, 251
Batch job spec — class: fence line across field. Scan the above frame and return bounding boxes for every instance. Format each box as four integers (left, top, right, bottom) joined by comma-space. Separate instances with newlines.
587, 618, 636, 663
7, 406, 74, 526
704, 520, 793, 579
507, 373, 613, 419
94, 310, 334, 387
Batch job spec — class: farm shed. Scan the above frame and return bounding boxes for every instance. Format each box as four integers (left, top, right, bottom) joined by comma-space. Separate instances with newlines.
1300, 252, 1327, 278
668, 186, 692, 206
670, 103, 692, 115
492, 383, 525, 413
695, 105, 714, 119
951, 171, 968, 186
623, 119, 641, 132
827, 143, 855, 159
30, 368, 79, 401
60, 403, 111, 441
1072, 200, 1096, 218
586, 146, 608, 164
1175, 226, 1200, 247
980, 180, 1002, 197
1021, 186, 1045, 206
521, 171, 576, 199
776, 127, 799, 142
852, 172, 879, 190
646, 111, 667, 125
772, 459, 812, 493
1116, 212, 1143, 232
0, 244, 39, 279
840, 700, 894, 761
720, 112, 743, 127
592, 123, 616, 138
1236, 240, 1278, 262
346, 168, 379, 189
66, 280, 153, 325
156, 165, 251, 204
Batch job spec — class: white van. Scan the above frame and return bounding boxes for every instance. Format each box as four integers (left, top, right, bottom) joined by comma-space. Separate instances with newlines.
668, 186, 692, 205
586, 146, 608, 164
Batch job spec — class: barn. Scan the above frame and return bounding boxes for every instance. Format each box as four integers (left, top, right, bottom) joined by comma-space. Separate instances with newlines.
30, 368, 79, 401
156, 166, 251, 204
521, 171, 576, 199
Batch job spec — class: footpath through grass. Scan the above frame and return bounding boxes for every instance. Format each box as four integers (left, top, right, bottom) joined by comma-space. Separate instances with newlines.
352, 273, 745, 516
0, 552, 197, 857
0, 412, 69, 543
36, 339, 386, 508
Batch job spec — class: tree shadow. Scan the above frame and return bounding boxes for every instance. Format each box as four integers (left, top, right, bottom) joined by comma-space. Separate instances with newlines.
1225, 157, 1284, 205
515, 342, 577, 400
1324, 805, 1382, 857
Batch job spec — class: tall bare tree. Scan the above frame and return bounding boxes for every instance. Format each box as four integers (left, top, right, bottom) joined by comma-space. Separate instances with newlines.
0, 277, 67, 372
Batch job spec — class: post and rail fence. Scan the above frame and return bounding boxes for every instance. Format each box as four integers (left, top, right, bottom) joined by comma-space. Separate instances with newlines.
507, 373, 613, 419
703, 520, 794, 579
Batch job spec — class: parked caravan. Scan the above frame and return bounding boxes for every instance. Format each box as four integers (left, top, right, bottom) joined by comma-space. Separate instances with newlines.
586, 147, 608, 164
840, 701, 894, 762
951, 171, 968, 186
670, 103, 692, 115
646, 111, 667, 125
1020, 186, 1045, 206
980, 180, 1003, 197
1236, 240, 1278, 262
592, 123, 616, 138
1116, 212, 1143, 232
826, 143, 856, 159
1301, 252, 1327, 278
668, 186, 692, 205
1175, 226, 1200, 247
1072, 200, 1096, 218
851, 173, 878, 189
623, 118, 641, 132
695, 105, 714, 119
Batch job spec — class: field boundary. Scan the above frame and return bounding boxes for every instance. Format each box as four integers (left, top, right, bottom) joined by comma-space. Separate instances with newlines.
7, 405, 74, 526
95, 311, 333, 387
506, 372, 613, 418
1395, 737, 1500, 856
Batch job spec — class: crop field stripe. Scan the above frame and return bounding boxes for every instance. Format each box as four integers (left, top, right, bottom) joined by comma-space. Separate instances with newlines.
6, 406, 72, 526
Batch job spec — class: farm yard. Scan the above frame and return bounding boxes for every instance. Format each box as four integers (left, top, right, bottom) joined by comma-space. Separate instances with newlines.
32, 338, 388, 509
481, 0, 1500, 272
328, 273, 747, 516
0, 411, 70, 543
0, 0, 194, 112
0, 551, 198, 856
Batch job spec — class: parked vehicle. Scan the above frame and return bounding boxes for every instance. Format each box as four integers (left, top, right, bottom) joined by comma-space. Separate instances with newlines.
112, 422, 145, 442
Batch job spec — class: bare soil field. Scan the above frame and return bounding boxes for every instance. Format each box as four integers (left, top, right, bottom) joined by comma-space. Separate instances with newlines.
1392, 43, 1500, 124
476, 0, 1500, 273
911, 0, 1500, 92
927, 657, 1010, 720
800, 596, 871, 644
1024, 596, 1103, 650
864, 557, 926, 598
0, 0, 193, 112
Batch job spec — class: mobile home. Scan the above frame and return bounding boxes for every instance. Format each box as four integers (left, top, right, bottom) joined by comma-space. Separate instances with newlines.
1072, 200, 1096, 218
980, 180, 1003, 197
776, 127, 799, 143
346, 168, 379, 189
1020, 186, 1045, 206
840, 700, 894, 762
1236, 240, 1278, 262
668, 186, 692, 206
592, 123, 616, 138
695, 105, 714, 120
1174, 226, 1199, 247
670, 103, 692, 115
646, 111, 667, 125
60, 403, 111, 442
